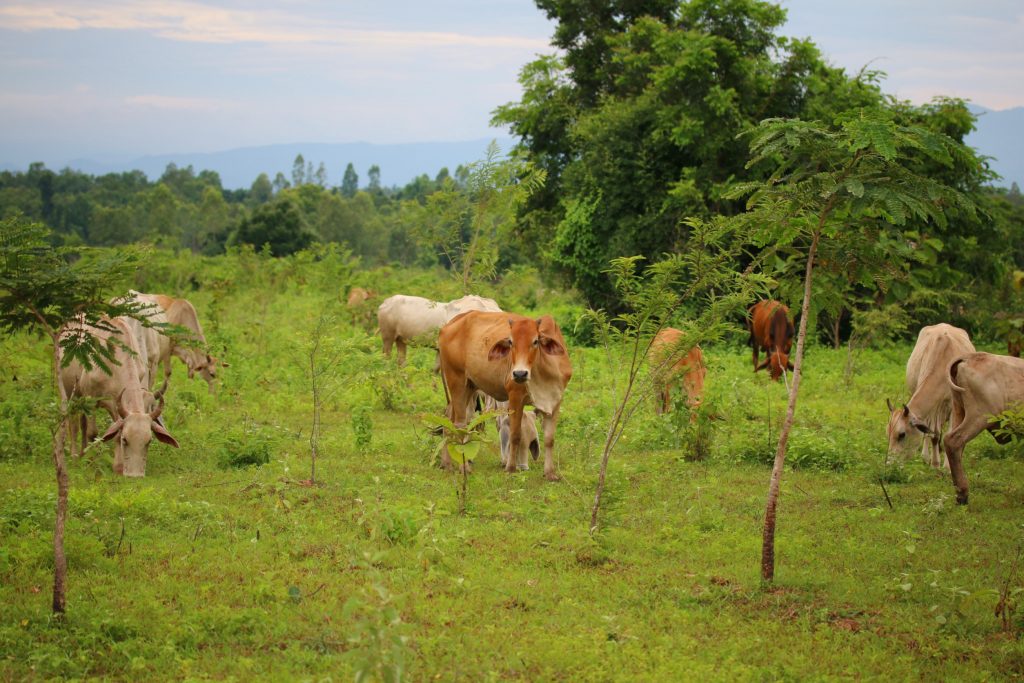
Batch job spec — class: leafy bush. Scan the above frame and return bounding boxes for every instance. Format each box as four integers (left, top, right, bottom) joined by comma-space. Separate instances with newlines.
217, 423, 272, 469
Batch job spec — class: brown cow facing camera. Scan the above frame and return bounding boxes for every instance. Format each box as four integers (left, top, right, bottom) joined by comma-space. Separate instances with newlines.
747, 300, 794, 382
438, 311, 572, 481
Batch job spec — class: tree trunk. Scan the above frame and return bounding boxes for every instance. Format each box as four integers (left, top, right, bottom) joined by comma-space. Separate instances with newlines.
50, 339, 69, 614
761, 229, 820, 583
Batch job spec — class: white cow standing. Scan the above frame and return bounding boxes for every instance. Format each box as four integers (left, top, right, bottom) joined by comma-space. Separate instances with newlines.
887, 323, 975, 469
377, 294, 501, 365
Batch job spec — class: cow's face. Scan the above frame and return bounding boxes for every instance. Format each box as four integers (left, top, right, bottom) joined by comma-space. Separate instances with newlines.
488, 317, 566, 384
757, 350, 793, 381
103, 412, 179, 477
191, 353, 226, 393
885, 400, 922, 463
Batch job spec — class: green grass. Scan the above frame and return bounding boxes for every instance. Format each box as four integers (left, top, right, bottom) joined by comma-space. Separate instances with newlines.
3, 256, 1024, 680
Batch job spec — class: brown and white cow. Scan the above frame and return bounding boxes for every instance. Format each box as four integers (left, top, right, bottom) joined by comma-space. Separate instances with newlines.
59, 316, 179, 476
650, 328, 706, 418
438, 311, 571, 480
886, 323, 975, 469
378, 294, 501, 365
127, 290, 224, 393
747, 300, 794, 382
941, 352, 1024, 504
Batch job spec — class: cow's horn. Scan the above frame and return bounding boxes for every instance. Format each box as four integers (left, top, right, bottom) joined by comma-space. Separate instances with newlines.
150, 391, 166, 421
154, 375, 169, 401
886, 398, 894, 413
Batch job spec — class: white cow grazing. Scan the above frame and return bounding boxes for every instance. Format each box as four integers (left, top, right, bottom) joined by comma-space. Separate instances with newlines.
127, 291, 223, 393
887, 323, 975, 469
377, 294, 501, 365
59, 316, 179, 476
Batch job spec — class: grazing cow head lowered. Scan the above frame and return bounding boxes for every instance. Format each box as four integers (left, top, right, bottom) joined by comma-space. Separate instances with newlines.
488, 316, 567, 386
102, 389, 179, 477
885, 398, 926, 463
186, 351, 227, 393
749, 301, 794, 382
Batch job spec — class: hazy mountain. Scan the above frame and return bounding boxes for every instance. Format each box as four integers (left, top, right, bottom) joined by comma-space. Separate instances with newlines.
33, 137, 517, 190
966, 105, 1023, 189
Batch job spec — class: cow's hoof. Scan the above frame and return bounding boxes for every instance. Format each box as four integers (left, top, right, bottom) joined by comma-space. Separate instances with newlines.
956, 491, 968, 505
544, 471, 561, 482
517, 464, 530, 472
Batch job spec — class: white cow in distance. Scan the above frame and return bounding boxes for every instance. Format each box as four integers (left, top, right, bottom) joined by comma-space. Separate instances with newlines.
377, 294, 501, 365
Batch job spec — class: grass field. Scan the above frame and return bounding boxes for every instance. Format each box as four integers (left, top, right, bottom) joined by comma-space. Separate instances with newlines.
3, 256, 1024, 681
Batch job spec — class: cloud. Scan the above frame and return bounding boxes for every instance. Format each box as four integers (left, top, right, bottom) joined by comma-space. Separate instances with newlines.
123, 94, 230, 112
0, 1, 549, 51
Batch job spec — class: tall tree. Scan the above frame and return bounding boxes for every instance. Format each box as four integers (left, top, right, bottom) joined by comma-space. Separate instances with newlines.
0, 216, 148, 613
292, 154, 306, 187
341, 163, 359, 198
494, 0, 884, 308
726, 109, 979, 582
367, 165, 382, 193
231, 197, 317, 256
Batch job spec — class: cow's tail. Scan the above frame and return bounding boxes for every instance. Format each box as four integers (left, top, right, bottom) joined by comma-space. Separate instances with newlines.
948, 357, 968, 394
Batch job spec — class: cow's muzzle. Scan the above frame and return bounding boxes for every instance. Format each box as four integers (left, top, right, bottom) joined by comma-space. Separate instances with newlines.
512, 370, 529, 383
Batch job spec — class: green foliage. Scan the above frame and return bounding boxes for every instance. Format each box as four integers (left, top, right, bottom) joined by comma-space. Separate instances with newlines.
352, 404, 373, 449
409, 142, 545, 292
494, 0, 889, 308
217, 422, 273, 469
230, 197, 317, 257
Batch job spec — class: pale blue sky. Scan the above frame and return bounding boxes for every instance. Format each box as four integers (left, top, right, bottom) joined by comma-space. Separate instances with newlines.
0, 1, 1021, 167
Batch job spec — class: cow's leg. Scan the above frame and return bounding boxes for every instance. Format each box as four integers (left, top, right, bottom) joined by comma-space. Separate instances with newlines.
68, 413, 80, 457
752, 345, 759, 372
943, 413, 988, 505
540, 407, 561, 481
498, 418, 511, 468
655, 384, 670, 415
382, 332, 393, 359
440, 370, 468, 471
505, 394, 525, 474
396, 339, 407, 367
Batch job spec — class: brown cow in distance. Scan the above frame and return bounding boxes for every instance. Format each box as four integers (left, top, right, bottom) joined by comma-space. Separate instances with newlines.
941, 352, 1024, 504
650, 328, 706, 418
438, 311, 572, 481
748, 300, 794, 381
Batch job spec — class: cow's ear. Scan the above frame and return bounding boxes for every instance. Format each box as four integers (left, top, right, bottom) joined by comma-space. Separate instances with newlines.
755, 358, 769, 371
488, 339, 511, 361
152, 421, 180, 448
540, 336, 565, 356
101, 420, 123, 442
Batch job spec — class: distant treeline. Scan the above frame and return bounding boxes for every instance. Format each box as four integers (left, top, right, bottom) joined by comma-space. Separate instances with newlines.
0, 156, 471, 266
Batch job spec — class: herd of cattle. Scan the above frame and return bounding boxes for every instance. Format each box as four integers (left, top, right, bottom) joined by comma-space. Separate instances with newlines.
56, 288, 1024, 505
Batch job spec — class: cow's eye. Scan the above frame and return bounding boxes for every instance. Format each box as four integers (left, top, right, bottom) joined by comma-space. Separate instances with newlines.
532, 338, 539, 347
897, 432, 906, 441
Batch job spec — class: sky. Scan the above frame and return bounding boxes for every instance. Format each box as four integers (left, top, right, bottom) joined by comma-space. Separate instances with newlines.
0, 0, 1021, 167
